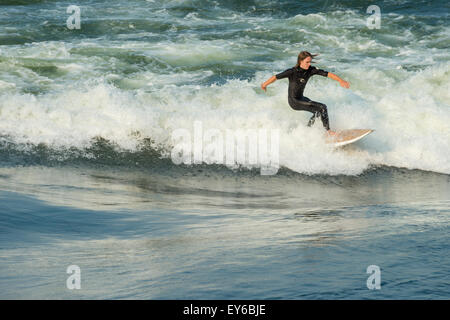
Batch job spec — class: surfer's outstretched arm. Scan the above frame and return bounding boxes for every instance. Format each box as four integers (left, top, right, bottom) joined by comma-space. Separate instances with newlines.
261, 75, 276, 92
327, 72, 350, 89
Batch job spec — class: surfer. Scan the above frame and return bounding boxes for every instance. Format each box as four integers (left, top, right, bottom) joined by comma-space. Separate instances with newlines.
261, 51, 350, 135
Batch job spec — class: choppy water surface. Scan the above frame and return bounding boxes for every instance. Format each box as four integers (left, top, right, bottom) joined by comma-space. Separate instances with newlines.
0, 0, 449, 299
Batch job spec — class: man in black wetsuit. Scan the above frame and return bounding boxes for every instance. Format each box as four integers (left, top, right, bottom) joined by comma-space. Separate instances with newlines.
261, 51, 350, 135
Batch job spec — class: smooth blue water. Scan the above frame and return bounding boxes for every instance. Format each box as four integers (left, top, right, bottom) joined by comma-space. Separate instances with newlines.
0, 0, 449, 299
0, 166, 449, 299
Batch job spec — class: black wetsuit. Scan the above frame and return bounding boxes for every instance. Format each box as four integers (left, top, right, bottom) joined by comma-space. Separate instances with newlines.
276, 66, 330, 130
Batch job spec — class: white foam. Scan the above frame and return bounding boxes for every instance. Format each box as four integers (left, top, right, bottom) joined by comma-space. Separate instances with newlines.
1, 7, 449, 175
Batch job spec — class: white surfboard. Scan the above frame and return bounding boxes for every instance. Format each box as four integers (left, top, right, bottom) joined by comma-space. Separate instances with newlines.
326, 129, 373, 147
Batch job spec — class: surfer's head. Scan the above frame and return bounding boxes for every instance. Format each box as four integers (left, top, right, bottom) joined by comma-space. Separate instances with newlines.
296, 51, 318, 69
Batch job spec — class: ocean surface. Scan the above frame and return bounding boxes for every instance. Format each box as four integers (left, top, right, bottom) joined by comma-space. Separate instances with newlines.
0, 0, 449, 299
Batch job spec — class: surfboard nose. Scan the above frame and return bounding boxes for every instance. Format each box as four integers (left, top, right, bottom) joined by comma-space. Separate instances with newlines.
326, 129, 374, 147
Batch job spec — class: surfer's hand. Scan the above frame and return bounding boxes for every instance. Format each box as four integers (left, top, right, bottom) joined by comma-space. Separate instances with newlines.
261, 76, 276, 92
261, 84, 267, 92
340, 80, 350, 89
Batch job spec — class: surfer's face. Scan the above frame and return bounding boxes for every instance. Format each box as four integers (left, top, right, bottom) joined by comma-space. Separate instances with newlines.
300, 57, 311, 69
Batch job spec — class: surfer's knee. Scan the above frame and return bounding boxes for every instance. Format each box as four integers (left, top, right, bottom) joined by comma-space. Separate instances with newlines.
311, 101, 327, 113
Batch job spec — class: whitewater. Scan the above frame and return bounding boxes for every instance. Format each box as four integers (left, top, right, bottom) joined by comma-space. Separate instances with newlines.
0, 1, 449, 175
